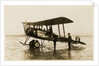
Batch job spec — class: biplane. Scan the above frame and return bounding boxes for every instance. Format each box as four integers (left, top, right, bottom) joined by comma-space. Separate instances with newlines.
20, 17, 86, 49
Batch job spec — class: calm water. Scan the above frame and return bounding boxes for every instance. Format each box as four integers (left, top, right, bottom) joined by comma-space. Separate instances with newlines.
4, 36, 93, 61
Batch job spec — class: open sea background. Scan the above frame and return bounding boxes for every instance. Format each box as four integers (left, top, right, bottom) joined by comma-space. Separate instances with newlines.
4, 35, 93, 61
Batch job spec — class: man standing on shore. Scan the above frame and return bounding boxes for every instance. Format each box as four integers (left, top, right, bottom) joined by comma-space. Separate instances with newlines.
68, 33, 72, 51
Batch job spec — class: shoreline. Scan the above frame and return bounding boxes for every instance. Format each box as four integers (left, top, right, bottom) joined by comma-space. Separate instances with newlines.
5, 34, 93, 37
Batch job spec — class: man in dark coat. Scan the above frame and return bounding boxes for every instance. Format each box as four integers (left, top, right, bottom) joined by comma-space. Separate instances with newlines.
68, 33, 72, 51
53, 33, 58, 50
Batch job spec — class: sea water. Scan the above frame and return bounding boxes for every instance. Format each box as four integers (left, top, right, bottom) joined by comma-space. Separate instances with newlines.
4, 36, 93, 61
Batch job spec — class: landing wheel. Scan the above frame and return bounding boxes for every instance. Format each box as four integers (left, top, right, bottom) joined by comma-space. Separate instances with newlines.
34, 41, 40, 48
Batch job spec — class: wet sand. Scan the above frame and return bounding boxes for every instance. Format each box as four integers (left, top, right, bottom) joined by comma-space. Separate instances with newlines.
4, 36, 93, 61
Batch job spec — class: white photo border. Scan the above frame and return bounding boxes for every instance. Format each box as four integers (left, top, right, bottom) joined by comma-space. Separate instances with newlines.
0, 1, 99, 66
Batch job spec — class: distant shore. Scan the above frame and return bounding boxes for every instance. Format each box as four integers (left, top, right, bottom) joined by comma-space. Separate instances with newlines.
5, 34, 93, 37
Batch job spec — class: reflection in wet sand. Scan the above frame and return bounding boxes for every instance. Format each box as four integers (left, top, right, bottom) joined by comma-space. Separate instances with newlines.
23, 45, 85, 60
68, 51, 71, 59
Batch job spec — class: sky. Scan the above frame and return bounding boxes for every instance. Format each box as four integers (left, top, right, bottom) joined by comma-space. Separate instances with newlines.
4, 5, 94, 36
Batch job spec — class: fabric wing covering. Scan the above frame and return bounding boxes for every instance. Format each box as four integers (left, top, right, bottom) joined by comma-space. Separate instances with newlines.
22, 17, 73, 26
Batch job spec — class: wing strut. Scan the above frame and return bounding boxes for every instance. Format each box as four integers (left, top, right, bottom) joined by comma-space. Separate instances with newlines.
58, 24, 60, 37
46, 25, 48, 31
23, 36, 30, 44
41, 40, 45, 46
23, 24, 26, 34
62, 24, 65, 37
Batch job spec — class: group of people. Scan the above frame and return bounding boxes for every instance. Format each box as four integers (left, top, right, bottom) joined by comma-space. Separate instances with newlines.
25, 27, 38, 37
26, 26, 53, 38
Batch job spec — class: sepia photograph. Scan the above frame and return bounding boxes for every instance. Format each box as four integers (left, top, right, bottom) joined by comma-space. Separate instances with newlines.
4, 5, 94, 61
